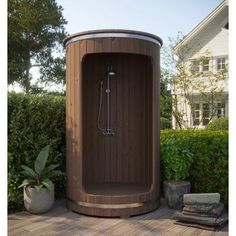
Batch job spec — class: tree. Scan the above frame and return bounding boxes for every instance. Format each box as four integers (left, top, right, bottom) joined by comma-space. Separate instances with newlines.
160, 34, 185, 130
8, 0, 67, 92
160, 68, 172, 129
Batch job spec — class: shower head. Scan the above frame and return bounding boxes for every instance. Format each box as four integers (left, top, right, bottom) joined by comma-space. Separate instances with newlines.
108, 71, 116, 76
107, 65, 116, 76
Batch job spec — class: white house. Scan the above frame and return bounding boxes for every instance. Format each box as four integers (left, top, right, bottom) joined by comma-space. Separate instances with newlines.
172, 0, 228, 129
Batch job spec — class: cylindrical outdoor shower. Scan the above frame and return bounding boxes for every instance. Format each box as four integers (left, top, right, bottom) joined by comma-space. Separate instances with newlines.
64, 29, 162, 217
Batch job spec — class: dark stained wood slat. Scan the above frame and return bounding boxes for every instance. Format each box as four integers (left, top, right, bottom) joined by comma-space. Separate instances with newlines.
97, 55, 106, 184
91, 51, 99, 184
77, 40, 86, 194
74, 41, 83, 199
116, 54, 123, 183
122, 53, 129, 183
69, 43, 76, 201
65, 44, 72, 204
110, 57, 117, 183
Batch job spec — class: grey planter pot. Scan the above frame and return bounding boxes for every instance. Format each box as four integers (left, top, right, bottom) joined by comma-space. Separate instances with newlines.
24, 185, 55, 214
163, 180, 191, 210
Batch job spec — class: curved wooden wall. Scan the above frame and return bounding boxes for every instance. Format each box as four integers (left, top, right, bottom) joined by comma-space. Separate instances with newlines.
65, 34, 161, 217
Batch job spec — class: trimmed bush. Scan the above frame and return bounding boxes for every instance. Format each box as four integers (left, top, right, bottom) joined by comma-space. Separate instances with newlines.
161, 130, 228, 204
8, 93, 66, 211
205, 117, 228, 130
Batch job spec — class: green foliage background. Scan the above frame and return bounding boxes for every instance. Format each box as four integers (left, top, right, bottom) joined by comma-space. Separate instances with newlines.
8, 93, 228, 210
161, 130, 228, 204
8, 93, 66, 211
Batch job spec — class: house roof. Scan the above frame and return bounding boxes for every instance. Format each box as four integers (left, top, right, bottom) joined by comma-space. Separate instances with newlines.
173, 0, 228, 52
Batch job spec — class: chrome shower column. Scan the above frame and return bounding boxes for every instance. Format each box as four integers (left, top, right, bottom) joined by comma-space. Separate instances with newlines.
97, 64, 116, 135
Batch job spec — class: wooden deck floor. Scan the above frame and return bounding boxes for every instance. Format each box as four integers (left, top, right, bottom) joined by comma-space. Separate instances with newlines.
8, 199, 228, 236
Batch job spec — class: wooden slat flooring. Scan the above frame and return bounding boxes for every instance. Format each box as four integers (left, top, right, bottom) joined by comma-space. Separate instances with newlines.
8, 199, 228, 236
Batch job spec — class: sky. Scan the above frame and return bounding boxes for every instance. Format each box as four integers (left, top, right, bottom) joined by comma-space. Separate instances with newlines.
57, 0, 223, 45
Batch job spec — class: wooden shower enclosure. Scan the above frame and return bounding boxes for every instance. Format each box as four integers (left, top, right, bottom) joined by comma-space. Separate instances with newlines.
64, 29, 162, 217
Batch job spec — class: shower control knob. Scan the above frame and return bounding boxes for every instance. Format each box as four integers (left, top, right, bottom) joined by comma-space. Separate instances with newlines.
106, 89, 110, 93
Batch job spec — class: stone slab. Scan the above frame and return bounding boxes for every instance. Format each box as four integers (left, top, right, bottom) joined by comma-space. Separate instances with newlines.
183, 193, 220, 205
174, 211, 228, 227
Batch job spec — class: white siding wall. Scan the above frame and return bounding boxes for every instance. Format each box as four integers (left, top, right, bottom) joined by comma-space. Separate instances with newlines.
190, 28, 228, 59
186, 7, 228, 60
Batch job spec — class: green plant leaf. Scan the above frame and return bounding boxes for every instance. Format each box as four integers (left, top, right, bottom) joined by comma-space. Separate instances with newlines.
41, 178, 54, 191
34, 145, 50, 175
43, 164, 60, 176
20, 165, 37, 179
18, 179, 32, 188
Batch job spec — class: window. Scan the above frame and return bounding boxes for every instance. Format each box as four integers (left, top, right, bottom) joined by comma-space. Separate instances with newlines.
202, 59, 209, 72
191, 60, 200, 72
193, 103, 200, 126
217, 103, 225, 118
217, 58, 226, 71
192, 102, 226, 127
202, 103, 210, 125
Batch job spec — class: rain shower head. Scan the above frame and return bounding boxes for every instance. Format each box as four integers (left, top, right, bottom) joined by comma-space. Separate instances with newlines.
107, 65, 116, 76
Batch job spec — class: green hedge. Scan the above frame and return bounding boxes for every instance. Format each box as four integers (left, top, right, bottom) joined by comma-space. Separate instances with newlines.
161, 130, 228, 204
8, 93, 66, 211
8, 93, 228, 210
205, 117, 228, 130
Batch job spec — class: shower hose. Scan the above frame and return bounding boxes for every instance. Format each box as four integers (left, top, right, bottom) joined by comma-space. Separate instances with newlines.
97, 80, 107, 132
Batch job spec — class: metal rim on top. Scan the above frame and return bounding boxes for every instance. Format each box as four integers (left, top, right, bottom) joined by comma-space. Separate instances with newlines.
64, 29, 163, 47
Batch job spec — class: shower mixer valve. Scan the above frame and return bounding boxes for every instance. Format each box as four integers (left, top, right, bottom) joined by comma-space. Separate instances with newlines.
102, 129, 115, 135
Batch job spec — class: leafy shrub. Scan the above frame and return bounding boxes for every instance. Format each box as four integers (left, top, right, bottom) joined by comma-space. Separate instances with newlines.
161, 130, 228, 204
160, 117, 171, 130
8, 93, 66, 211
205, 117, 228, 130
161, 139, 193, 180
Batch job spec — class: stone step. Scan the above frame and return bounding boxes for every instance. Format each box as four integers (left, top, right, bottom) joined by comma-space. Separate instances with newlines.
174, 211, 227, 227
183, 193, 220, 205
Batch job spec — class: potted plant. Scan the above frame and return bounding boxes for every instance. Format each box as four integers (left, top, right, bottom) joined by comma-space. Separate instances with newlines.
161, 139, 194, 210
18, 145, 63, 214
